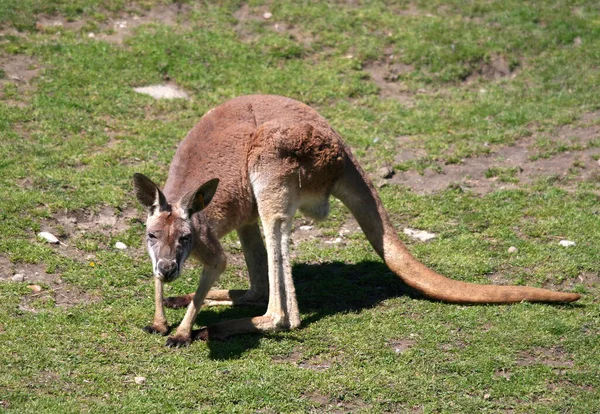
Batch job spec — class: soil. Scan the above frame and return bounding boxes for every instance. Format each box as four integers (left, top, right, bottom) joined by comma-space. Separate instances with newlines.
516, 345, 574, 369
43, 206, 139, 239
364, 47, 416, 106
1, 205, 142, 312
466, 54, 517, 83
0, 55, 39, 83
34, 3, 192, 45
389, 337, 416, 354
0, 54, 39, 106
233, 3, 313, 46
0, 254, 99, 311
389, 112, 600, 194
272, 346, 334, 370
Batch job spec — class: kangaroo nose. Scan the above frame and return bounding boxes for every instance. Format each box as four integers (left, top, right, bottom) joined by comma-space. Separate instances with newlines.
157, 260, 177, 278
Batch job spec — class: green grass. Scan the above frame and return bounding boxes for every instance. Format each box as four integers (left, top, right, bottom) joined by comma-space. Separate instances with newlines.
1, 0, 599, 412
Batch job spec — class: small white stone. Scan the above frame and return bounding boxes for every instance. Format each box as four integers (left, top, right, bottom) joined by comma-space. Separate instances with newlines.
263, 12, 272, 19
299, 225, 313, 231
507, 246, 518, 254
88, 32, 95, 38
12, 274, 25, 282
134, 85, 189, 100
134, 376, 146, 385
559, 240, 575, 247
38, 231, 59, 244
403, 228, 436, 242
114, 242, 127, 250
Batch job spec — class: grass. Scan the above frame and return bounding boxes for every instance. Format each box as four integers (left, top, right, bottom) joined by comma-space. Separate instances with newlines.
1, 0, 599, 412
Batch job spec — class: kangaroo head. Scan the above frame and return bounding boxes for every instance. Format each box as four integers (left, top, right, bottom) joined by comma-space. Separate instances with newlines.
133, 173, 219, 282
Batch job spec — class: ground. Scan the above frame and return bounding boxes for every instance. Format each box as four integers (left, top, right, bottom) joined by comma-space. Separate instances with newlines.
0, 1, 599, 412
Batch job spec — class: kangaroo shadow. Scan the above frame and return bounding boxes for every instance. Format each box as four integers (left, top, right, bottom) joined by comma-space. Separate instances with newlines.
191, 260, 419, 360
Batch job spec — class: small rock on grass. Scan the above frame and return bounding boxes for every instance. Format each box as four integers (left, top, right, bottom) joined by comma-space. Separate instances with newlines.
559, 240, 575, 247
378, 166, 395, 179
134, 85, 189, 100
403, 228, 436, 242
114, 241, 127, 250
37, 231, 59, 244
12, 274, 25, 282
27, 284, 42, 293
134, 376, 146, 385
507, 246, 518, 254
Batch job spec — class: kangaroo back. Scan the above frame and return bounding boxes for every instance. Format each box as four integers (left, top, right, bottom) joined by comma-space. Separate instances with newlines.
332, 148, 581, 304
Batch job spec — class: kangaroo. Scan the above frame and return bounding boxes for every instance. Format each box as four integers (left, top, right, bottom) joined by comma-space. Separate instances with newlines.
133, 95, 581, 347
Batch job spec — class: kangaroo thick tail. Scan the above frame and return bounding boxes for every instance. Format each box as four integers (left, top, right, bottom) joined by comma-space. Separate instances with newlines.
332, 151, 581, 304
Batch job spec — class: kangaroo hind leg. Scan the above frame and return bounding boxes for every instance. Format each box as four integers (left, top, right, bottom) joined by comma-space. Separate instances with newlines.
200, 176, 301, 340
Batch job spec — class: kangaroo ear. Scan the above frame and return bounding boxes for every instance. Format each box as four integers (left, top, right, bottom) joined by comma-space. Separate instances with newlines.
133, 173, 169, 214
179, 178, 219, 216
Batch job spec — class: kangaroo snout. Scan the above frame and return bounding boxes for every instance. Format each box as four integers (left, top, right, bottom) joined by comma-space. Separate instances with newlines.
157, 259, 178, 280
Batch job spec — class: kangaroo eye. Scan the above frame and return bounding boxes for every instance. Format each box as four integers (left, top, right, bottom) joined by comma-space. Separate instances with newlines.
148, 233, 157, 240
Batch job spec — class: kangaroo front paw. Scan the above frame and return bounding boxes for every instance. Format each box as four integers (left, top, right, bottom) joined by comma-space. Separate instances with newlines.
143, 324, 169, 336
165, 335, 191, 348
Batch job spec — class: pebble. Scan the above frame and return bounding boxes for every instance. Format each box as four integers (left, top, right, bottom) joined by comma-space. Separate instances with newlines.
378, 166, 395, 179
134, 376, 146, 385
299, 225, 313, 231
115, 241, 127, 250
134, 85, 189, 100
507, 246, 518, 254
37, 231, 59, 244
12, 274, 25, 282
403, 228, 436, 242
28, 284, 42, 293
559, 240, 575, 247
263, 12, 272, 19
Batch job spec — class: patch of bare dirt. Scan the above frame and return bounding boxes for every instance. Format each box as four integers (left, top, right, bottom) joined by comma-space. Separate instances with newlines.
1, 55, 40, 83
466, 54, 518, 83
0, 54, 39, 106
0, 256, 99, 310
44, 206, 139, 238
34, 3, 193, 45
516, 346, 574, 369
389, 338, 416, 354
0, 254, 13, 279
233, 3, 313, 46
548, 379, 595, 393
392, 3, 436, 18
390, 113, 600, 194
272, 347, 334, 371
545, 272, 600, 293
34, 16, 86, 32
303, 391, 369, 414
94, 3, 192, 44
439, 340, 467, 351
36, 206, 142, 266
364, 47, 415, 106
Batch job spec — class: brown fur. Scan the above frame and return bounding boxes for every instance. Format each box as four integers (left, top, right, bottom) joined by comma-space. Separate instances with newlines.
134, 95, 580, 347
